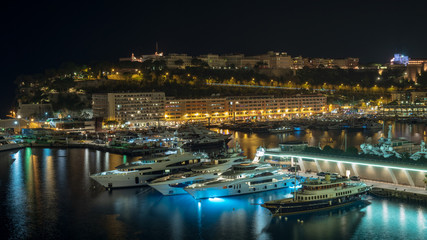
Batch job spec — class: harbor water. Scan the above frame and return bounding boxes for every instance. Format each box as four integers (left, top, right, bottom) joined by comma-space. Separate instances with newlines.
1, 123, 427, 239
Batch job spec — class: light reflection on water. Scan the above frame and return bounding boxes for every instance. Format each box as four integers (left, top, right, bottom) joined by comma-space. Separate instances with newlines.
0, 122, 426, 239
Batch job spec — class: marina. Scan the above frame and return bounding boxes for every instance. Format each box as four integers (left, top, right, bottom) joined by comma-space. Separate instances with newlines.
1, 122, 427, 239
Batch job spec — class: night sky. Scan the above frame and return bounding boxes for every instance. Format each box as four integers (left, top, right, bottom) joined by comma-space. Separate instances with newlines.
1, 0, 426, 116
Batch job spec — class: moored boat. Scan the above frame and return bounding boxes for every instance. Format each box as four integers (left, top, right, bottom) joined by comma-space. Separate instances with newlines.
148, 156, 248, 195
90, 148, 209, 189
262, 174, 371, 216
184, 162, 298, 199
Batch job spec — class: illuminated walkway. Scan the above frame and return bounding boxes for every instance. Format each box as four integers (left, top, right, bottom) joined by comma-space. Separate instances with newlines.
264, 148, 427, 188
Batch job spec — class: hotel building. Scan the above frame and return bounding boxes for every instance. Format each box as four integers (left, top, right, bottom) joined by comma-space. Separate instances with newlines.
165, 94, 327, 123
93, 92, 327, 125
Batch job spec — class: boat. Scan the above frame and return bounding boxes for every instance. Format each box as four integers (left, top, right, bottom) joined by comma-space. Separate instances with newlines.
184, 148, 298, 199
261, 174, 371, 216
0, 134, 25, 152
359, 125, 419, 158
148, 156, 249, 195
268, 126, 293, 134
183, 136, 229, 149
292, 125, 308, 131
90, 148, 209, 189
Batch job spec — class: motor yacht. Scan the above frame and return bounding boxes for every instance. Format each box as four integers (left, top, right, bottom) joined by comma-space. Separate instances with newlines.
184, 160, 297, 199
148, 156, 249, 195
262, 174, 371, 216
90, 148, 209, 189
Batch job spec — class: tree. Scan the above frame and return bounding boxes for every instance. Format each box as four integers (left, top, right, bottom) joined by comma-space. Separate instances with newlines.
191, 58, 209, 68
174, 59, 184, 68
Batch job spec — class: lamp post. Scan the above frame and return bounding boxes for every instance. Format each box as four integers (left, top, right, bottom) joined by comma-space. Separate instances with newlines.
14, 120, 20, 134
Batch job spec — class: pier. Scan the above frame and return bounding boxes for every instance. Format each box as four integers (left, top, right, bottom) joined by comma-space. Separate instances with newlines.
263, 148, 427, 189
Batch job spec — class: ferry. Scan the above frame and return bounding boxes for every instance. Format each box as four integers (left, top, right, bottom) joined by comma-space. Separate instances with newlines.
90, 148, 209, 189
262, 174, 371, 216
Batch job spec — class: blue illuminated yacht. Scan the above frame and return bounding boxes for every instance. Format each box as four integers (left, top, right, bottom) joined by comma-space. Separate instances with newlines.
184, 163, 297, 199
90, 149, 209, 189
148, 156, 249, 195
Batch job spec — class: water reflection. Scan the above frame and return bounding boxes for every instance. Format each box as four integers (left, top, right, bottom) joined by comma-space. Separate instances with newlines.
228, 122, 426, 159
1, 125, 427, 239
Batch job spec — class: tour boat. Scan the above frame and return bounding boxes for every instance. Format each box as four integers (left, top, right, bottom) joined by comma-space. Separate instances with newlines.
90, 148, 209, 189
261, 174, 371, 216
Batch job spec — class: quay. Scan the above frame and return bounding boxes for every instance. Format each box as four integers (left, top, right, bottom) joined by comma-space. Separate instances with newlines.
261, 142, 427, 204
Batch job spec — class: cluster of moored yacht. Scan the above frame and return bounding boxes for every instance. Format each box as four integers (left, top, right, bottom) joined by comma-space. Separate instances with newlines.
90, 144, 300, 199
90, 142, 371, 215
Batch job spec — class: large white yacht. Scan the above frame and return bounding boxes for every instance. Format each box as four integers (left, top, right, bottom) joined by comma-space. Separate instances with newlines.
90, 149, 209, 189
184, 161, 297, 199
148, 155, 249, 195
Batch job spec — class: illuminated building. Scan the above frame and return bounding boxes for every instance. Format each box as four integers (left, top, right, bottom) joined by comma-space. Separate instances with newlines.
199, 54, 227, 69
333, 58, 359, 69
165, 94, 327, 123
381, 91, 427, 117
92, 92, 165, 126
390, 53, 409, 66
407, 59, 427, 82
17, 103, 53, 119
164, 54, 192, 69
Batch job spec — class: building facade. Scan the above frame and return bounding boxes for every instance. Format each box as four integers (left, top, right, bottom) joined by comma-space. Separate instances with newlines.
164, 94, 327, 123
92, 92, 166, 126
407, 59, 427, 83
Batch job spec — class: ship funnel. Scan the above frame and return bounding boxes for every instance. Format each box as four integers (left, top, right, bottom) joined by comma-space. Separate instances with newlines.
325, 174, 331, 182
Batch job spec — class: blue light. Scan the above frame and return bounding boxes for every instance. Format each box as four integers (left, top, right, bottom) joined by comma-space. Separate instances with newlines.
208, 197, 225, 202
391, 53, 409, 66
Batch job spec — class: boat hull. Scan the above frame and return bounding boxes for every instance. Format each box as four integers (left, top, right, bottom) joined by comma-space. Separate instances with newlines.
90, 172, 162, 188
262, 194, 365, 216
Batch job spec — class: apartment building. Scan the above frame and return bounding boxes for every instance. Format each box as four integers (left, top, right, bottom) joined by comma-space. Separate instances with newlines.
92, 92, 165, 125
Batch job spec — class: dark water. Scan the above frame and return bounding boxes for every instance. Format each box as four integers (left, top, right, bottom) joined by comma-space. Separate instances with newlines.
1, 122, 427, 240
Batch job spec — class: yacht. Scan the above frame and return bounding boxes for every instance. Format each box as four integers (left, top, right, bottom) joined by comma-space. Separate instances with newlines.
90, 149, 209, 189
148, 156, 249, 195
268, 126, 293, 134
184, 162, 297, 199
0, 134, 24, 152
262, 174, 371, 216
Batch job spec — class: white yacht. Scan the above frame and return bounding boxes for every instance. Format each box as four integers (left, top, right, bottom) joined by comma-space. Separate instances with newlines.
0, 134, 24, 152
90, 149, 209, 189
148, 156, 249, 195
184, 162, 297, 199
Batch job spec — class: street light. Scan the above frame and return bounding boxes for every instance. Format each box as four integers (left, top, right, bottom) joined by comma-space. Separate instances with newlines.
14, 120, 20, 134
